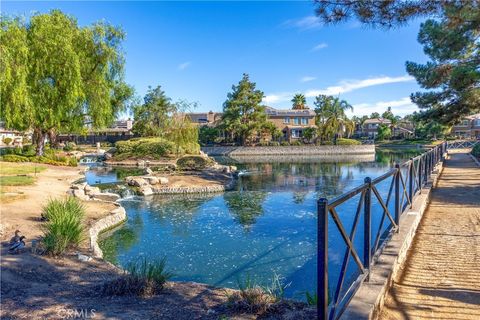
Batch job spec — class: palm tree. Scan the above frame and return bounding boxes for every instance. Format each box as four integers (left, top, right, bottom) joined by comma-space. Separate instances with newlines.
314, 95, 354, 144
291, 93, 307, 110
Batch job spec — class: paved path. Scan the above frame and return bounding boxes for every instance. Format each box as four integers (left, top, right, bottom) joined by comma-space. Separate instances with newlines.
380, 150, 480, 320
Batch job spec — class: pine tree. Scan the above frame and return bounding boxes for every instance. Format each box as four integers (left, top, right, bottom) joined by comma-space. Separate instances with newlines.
221, 74, 267, 146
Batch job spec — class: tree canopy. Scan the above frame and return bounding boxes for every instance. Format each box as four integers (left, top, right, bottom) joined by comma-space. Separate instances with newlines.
313, 1, 480, 124
132, 86, 175, 137
314, 95, 355, 143
220, 74, 268, 145
0, 10, 133, 155
291, 93, 307, 110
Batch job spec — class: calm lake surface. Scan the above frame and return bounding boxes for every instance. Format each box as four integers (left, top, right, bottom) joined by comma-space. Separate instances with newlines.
95, 149, 422, 299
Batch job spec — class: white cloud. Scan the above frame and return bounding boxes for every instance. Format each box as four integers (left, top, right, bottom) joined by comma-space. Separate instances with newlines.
304, 75, 414, 97
311, 42, 328, 51
178, 61, 191, 70
283, 15, 322, 30
300, 76, 316, 83
263, 75, 415, 105
351, 97, 418, 117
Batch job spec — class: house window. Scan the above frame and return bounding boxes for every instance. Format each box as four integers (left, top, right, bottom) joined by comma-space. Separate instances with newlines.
291, 129, 299, 138
294, 117, 300, 125
475, 119, 480, 126
283, 117, 290, 124
301, 118, 308, 125
462, 120, 469, 126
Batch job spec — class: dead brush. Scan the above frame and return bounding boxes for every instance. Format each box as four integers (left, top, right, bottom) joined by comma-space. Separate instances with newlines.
227, 273, 289, 314
100, 257, 173, 297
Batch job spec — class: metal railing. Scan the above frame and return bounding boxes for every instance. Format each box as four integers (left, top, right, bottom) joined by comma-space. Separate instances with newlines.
446, 139, 479, 150
317, 142, 447, 320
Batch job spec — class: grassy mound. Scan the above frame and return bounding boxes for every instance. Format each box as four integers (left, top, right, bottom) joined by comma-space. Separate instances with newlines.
42, 197, 85, 255
176, 155, 212, 171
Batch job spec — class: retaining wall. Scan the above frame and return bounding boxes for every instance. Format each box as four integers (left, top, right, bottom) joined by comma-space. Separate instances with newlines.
201, 145, 375, 156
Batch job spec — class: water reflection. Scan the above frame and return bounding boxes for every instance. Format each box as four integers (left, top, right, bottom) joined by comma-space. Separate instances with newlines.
97, 149, 424, 299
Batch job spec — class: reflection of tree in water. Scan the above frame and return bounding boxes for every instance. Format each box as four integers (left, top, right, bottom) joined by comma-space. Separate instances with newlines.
223, 191, 267, 229
314, 163, 355, 198
146, 194, 216, 237
293, 191, 308, 204
99, 212, 144, 265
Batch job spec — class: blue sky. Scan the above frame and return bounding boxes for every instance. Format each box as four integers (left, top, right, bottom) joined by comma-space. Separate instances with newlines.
3, 1, 428, 117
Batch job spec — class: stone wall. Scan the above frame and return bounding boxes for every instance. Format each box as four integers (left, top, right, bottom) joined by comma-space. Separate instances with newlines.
202, 145, 375, 156
88, 205, 126, 258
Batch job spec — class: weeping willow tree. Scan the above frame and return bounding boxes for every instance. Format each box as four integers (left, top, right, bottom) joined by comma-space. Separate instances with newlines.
0, 10, 133, 155
169, 100, 200, 156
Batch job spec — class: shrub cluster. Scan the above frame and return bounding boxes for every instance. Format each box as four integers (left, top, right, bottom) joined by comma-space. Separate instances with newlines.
0, 146, 77, 166
176, 155, 212, 171
115, 138, 178, 159
336, 138, 361, 145
101, 257, 173, 297
42, 197, 85, 255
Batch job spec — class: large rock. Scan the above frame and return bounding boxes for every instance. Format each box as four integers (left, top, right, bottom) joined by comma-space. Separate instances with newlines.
144, 167, 153, 175
72, 188, 90, 200
139, 186, 153, 196
91, 192, 120, 202
71, 182, 87, 190
84, 185, 101, 196
144, 176, 159, 185
126, 176, 148, 187
158, 177, 169, 185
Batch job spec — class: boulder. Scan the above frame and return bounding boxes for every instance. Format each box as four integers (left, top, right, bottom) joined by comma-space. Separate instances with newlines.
91, 192, 120, 202
84, 185, 101, 196
230, 165, 237, 172
126, 176, 148, 187
144, 167, 153, 175
139, 186, 153, 196
71, 182, 87, 190
72, 188, 90, 200
222, 166, 231, 174
144, 176, 159, 185
158, 177, 169, 185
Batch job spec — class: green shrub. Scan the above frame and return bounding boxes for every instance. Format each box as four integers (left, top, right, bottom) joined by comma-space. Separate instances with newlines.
63, 142, 76, 151
177, 155, 211, 171
290, 140, 302, 146
336, 138, 361, 145
101, 257, 173, 297
280, 141, 290, 146
115, 138, 176, 159
3, 137, 12, 145
42, 197, 85, 255
0, 154, 30, 162
268, 141, 280, 146
22, 144, 36, 156
472, 144, 480, 157
100, 141, 113, 148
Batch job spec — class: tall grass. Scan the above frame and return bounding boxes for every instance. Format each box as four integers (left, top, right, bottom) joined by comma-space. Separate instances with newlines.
101, 257, 174, 297
227, 273, 290, 313
42, 197, 85, 255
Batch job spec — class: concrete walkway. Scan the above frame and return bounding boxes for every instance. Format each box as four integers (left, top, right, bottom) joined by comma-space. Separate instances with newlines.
379, 150, 480, 320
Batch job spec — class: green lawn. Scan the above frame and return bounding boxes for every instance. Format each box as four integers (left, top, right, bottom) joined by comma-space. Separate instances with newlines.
0, 162, 46, 175
0, 175, 36, 186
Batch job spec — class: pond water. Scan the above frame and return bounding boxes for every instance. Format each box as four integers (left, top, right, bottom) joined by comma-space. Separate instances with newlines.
94, 149, 422, 300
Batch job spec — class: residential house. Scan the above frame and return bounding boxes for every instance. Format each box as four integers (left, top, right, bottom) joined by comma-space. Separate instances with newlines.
393, 120, 415, 139
452, 113, 480, 139
0, 122, 24, 146
360, 118, 392, 138
265, 107, 316, 141
187, 111, 223, 127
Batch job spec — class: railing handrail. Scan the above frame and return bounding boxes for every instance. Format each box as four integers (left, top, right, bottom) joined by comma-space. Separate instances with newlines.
317, 141, 447, 320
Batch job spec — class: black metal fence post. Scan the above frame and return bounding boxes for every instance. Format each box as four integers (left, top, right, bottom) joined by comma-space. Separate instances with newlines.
418, 157, 422, 191
318, 198, 329, 320
409, 158, 414, 206
364, 177, 372, 281
394, 163, 400, 231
